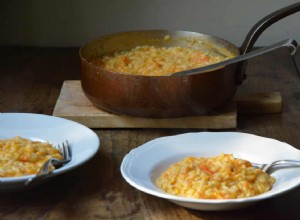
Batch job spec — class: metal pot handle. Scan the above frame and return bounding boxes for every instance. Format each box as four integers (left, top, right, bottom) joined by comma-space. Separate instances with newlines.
236, 2, 300, 84
172, 39, 298, 76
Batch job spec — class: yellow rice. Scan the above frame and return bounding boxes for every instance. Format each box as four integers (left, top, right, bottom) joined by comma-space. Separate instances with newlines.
0, 136, 63, 177
88, 45, 228, 76
156, 154, 275, 199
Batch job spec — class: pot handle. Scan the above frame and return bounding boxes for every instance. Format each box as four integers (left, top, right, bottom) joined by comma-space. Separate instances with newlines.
236, 2, 300, 84
172, 39, 298, 76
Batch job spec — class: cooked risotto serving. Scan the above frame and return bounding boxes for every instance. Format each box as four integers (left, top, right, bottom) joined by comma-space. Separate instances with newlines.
88, 46, 229, 76
156, 154, 275, 199
0, 136, 63, 177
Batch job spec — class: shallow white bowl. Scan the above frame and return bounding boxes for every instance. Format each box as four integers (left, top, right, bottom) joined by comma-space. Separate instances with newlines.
0, 113, 100, 191
121, 132, 300, 211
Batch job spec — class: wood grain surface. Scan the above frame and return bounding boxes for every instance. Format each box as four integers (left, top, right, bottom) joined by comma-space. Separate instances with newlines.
1, 46, 300, 220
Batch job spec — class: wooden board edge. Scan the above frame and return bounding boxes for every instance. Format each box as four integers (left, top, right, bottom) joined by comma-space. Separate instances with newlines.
54, 114, 237, 129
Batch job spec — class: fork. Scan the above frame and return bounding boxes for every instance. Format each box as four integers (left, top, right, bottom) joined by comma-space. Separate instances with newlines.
251, 159, 300, 173
25, 140, 72, 186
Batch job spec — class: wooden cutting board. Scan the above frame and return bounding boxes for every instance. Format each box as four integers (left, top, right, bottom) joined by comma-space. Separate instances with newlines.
52, 80, 282, 129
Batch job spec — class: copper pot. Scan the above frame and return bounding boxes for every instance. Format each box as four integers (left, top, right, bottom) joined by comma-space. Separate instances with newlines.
80, 3, 300, 118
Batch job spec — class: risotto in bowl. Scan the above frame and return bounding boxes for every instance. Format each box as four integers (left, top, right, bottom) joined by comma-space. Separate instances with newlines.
0, 113, 100, 192
121, 132, 300, 211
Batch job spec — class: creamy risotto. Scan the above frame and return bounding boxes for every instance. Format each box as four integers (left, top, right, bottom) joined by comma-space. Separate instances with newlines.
0, 136, 63, 177
88, 46, 228, 76
156, 154, 275, 199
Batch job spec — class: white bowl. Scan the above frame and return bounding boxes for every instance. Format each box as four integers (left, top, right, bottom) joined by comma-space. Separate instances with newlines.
121, 132, 300, 211
0, 113, 100, 191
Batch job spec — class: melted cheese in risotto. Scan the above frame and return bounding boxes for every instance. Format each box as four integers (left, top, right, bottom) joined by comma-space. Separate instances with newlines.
0, 136, 63, 177
156, 154, 275, 199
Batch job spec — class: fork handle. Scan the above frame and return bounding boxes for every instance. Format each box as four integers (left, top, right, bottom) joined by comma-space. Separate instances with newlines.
24, 159, 54, 185
263, 159, 300, 173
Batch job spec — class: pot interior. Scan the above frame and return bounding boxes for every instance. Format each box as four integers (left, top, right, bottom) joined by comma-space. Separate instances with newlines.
80, 30, 240, 66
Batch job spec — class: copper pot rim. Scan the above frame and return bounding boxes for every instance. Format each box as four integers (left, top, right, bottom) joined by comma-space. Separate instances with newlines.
79, 29, 240, 78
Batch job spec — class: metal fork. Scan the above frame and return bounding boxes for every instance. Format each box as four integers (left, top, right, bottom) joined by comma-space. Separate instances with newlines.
251, 159, 300, 173
25, 140, 72, 186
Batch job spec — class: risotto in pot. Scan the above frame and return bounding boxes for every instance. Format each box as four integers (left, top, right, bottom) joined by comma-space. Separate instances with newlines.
88, 46, 229, 76
156, 154, 276, 199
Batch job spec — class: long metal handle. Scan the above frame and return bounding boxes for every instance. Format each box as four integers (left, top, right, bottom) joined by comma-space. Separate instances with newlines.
240, 2, 300, 55
172, 39, 298, 76
237, 2, 300, 84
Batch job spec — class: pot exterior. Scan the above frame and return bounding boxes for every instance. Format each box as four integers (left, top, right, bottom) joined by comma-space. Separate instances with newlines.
81, 62, 237, 118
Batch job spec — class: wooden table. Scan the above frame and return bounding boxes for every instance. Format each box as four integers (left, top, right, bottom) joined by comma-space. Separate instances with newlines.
1, 46, 300, 219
